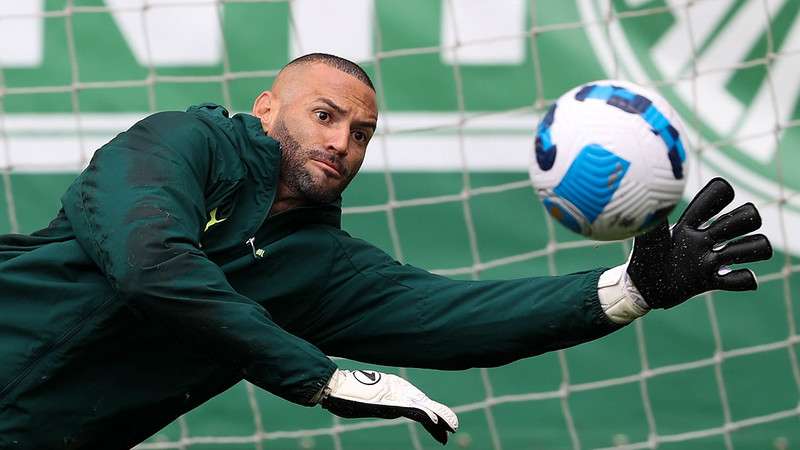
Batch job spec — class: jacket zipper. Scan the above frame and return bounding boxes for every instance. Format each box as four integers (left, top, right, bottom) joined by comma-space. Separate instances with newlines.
245, 237, 265, 259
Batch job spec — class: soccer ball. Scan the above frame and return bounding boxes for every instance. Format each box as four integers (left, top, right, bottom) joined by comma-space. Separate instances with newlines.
530, 80, 689, 241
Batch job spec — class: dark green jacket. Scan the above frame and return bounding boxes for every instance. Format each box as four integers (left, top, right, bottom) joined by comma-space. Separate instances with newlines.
0, 104, 620, 449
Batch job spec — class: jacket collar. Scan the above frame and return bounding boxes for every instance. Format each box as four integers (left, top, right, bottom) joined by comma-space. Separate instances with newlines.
256, 203, 342, 246
234, 112, 282, 190
189, 103, 344, 234
235, 111, 343, 232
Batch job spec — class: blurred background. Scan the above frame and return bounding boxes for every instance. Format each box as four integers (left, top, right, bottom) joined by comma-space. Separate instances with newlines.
0, 0, 798, 449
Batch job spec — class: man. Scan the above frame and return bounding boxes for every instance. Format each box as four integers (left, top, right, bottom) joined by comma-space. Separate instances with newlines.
0, 53, 771, 449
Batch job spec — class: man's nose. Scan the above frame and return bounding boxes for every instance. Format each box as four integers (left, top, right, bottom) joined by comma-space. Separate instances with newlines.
326, 126, 350, 154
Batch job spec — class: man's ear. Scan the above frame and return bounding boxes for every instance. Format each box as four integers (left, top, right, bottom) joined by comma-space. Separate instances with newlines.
252, 91, 275, 134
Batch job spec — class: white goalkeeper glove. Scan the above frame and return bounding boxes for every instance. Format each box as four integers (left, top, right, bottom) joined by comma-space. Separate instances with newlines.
318, 369, 459, 445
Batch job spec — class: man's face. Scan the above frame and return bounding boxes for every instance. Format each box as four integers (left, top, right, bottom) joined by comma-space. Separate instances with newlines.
253, 63, 378, 204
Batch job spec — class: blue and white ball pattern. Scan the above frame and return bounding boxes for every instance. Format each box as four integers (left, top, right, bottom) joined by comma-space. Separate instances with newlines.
530, 80, 689, 241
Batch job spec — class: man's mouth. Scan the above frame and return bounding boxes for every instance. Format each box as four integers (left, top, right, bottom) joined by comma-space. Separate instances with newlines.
310, 157, 343, 178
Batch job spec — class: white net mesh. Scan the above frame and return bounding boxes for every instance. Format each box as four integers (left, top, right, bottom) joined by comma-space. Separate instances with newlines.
0, 0, 798, 449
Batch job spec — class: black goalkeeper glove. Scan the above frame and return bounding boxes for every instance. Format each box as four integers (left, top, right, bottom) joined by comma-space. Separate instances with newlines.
318, 369, 458, 445
627, 177, 773, 309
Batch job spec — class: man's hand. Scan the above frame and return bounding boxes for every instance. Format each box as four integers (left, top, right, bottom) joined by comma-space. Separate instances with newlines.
627, 177, 773, 309
319, 369, 458, 445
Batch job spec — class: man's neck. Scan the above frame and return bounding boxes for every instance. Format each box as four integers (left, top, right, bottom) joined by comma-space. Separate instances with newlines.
269, 183, 310, 216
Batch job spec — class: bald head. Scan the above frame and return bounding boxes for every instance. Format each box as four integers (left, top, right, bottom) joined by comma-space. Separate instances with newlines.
277, 53, 375, 92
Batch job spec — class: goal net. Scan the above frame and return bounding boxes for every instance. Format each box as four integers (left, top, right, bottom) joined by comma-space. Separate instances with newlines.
1, 0, 798, 449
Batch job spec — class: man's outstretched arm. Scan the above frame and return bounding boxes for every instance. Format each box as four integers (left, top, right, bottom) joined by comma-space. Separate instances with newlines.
61, 111, 336, 406
304, 245, 617, 369
298, 178, 771, 369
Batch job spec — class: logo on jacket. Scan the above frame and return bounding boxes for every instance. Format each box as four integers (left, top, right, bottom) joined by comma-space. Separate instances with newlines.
204, 207, 228, 232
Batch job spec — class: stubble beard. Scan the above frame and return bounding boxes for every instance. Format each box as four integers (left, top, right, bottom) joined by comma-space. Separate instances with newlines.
271, 118, 348, 205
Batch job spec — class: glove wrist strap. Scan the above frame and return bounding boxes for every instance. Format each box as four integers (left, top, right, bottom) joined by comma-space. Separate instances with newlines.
598, 264, 650, 324
313, 369, 342, 405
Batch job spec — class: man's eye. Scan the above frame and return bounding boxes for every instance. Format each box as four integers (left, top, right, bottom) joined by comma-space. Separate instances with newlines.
315, 111, 330, 122
353, 131, 367, 142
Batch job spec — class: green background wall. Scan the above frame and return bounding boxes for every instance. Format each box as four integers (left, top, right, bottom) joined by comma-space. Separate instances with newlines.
1, 1, 798, 449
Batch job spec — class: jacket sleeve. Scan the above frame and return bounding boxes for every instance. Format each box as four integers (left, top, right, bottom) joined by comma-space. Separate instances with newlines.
304, 231, 623, 370
61, 111, 336, 405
